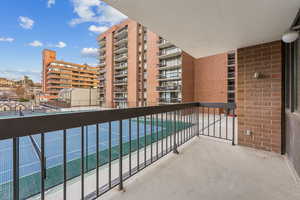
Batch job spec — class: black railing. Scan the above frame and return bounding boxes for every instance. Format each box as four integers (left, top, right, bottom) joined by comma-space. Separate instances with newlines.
0, 102, 235, 200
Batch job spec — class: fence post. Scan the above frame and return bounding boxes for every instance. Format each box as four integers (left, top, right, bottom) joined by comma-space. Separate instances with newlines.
196, 106, 200, 137
119, 120, 124, 190
232, 108, 235, 146
173, 111, 179, 154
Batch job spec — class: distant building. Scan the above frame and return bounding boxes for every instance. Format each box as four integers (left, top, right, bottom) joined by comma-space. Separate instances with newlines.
42, 49, 100, 100
0, 77, 16, 88
58, 88, 100, 107
97, 19, 195, 108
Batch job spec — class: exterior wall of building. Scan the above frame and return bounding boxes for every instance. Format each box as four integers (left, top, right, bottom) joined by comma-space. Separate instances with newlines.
42, 49, 99, 100
127, 20, 139, 107
103, 27, 117, 108
237, 41, 283, 153
182, 52, 195, 103
146, 31, 159, 106
59, 88, 99, 107
194, 53, 228, 103
42, 49, 56, 93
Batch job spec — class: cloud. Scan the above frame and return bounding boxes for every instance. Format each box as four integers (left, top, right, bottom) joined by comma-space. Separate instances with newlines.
0, 37, 14, 42
0, 69, 41, 82
28, 40, 43, 47
55, 41, 67, 48
47, 0, 55, 8
88, 25, 108, 34
69, 0, 126, 26
19, 16, 34, 29
81, 47, 98, 57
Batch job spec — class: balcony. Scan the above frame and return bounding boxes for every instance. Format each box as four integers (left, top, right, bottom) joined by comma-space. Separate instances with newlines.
114, 38, 128, 46
158, 97, 182, 104
114, 63, 128, 70
157, 74, 181, 81
156, 85, 181, 91
114, 71, 128, 78
158, 39, 173, 49
99, 62, 106, 67
1, 101, 299, 200
114, 88, 127, 93
99, 75, 105, 81
114, 80, 128, 85
114, 96, 128, 102
114, 28, 128, 39
114, 45, 128, 54
0, 103, 237, 199
99, 69, 106, 74
114, 54, 128, 62
158, 49, 182, 60
99, 54, 105, 59
158, 63, 182, 71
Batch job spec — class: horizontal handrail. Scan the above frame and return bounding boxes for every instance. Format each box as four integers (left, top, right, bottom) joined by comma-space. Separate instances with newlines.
0, 102, 235, 140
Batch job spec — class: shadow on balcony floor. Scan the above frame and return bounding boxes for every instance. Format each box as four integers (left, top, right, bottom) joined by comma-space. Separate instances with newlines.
100, 137, 300, 200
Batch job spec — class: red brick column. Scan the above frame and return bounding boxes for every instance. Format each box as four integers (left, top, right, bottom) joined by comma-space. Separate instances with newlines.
237, 41, 283, 153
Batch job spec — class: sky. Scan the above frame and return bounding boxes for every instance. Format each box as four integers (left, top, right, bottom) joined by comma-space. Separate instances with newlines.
0, 0, 127, 82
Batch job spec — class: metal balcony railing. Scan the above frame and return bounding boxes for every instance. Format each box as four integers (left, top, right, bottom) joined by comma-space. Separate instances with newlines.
0, 102, 235, 200
158, 98, 182, 103
156, 85, 182, 91
157, 74, 181, 80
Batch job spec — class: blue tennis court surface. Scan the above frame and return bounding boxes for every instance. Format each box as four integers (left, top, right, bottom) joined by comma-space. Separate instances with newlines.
0, 119, 161, 185
0, 117, 190, 200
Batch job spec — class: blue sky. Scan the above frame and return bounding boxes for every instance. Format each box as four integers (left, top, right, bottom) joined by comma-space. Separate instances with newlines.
0, 0, 127, 82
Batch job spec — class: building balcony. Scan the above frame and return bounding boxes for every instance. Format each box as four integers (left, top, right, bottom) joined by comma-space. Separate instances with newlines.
99, 69, 106, 74
114, 54, 128, 62
99, 39, 106, 46
157, 63, 182, 70
99, 75, 106, 81
99, 54, 105, 59
157, 74, 181, 81
114, 80, 128, 85
114, 38, 128, 46
158, 49, 182, 60
99, 62, 106, 67
156, 85, 181, 91
1, 102, 299, 200
114, 28, 128, 39
114, 96, 128, 101
114, 65, 128, 70
114, 46, 128, 54
158, 39, 173, 49
158, 97, 182, 104
114, 71, 128, 78
99, 47, 106, 53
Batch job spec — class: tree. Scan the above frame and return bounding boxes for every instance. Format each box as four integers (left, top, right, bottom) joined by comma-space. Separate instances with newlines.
16, 86, 25, 98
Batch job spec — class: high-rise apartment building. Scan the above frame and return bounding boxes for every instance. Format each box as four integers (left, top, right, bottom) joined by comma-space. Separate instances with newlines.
97, 19, 195, 108
42, 49, 99, 100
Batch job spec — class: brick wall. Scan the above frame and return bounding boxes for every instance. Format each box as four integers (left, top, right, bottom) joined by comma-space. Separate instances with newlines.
194, 53, 227, 103
182, 52, 195, 103
237, 41, 283, 153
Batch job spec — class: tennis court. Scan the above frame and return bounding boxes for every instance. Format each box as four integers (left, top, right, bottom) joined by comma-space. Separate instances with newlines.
0, 117, 190, 200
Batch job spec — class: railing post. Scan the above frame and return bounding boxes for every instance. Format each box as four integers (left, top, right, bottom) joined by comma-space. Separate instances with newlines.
232, 108, 235, 146
119, 120, 124, 190
197, 106, 200, 137
13, 137, 19, 200
173, 111, 179, 154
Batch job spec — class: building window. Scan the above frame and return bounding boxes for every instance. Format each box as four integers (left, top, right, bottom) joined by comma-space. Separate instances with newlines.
285, 39, 300, 112
296, 38, 300, 111
285, 43, 291, 109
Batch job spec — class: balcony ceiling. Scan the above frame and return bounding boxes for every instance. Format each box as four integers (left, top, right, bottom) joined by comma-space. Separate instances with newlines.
104, 0, 300, 58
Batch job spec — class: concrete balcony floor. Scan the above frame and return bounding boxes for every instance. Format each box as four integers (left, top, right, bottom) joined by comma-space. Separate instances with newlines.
100, 137, 300, 200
